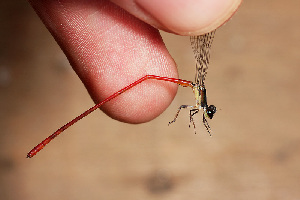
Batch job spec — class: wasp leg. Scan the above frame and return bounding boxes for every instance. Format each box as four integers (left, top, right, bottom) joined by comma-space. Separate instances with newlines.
202, 113, 212, 136
189, 109, 199, 134
168, 105, 194, 126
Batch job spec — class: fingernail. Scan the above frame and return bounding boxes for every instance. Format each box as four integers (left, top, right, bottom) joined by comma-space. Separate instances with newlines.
135, 0, 242, 35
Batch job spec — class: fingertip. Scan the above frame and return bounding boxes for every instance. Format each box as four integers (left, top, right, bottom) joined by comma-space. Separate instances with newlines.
29, 0, 179, 124
99, 74, 179, 124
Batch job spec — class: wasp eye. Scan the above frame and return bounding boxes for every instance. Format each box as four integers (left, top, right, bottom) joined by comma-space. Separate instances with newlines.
206, 105, 216, 119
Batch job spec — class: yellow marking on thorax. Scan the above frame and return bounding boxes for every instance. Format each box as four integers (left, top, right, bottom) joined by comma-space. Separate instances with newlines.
192, 86, 201, 107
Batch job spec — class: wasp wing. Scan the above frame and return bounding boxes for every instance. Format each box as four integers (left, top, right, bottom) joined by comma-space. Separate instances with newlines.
190, 30, 216, 86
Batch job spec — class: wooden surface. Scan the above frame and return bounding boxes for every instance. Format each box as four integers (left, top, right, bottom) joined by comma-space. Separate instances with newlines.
1, 1, 300, 199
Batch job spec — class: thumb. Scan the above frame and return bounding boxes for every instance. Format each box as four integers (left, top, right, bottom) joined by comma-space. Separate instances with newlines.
112, 0, 242, 35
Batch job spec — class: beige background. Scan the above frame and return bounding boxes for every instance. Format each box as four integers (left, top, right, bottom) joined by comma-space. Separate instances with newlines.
1, 1, 300, 199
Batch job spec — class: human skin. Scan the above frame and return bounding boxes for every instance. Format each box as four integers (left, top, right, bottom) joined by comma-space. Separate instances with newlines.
28, 0, 242, 123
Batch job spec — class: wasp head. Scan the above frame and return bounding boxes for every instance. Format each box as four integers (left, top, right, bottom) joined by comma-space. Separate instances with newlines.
206, 105, 216, 119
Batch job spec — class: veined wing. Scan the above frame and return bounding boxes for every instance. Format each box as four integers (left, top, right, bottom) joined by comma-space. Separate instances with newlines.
190, 30, 216, 86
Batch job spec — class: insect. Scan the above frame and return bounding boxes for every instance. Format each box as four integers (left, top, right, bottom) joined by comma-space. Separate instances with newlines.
168, 30, 217, 135
27, 30, 217, 158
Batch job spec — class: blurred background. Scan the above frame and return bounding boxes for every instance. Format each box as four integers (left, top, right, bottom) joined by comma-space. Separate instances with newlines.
1, 0, 300, 199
